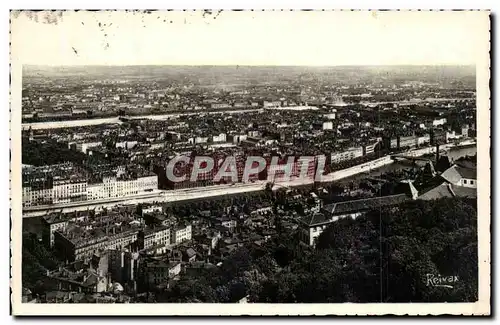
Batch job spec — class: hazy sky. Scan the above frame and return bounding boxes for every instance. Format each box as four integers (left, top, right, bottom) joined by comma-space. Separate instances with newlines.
10, 10, 489, 66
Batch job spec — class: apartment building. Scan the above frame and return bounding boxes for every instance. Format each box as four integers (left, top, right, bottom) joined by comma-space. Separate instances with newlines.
23, 164, 158, 208
138, 226, 171, 250
171, 224, 192, 245
331, 147, 363, 164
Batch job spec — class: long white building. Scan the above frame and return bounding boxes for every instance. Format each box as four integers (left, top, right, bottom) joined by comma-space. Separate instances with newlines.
22, 165, 158, 208
87, 175, 158, 201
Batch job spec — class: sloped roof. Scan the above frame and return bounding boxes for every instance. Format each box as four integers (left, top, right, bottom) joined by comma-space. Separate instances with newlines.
455, 165, 477, 180
144, 257, 170, 268
187, 261, 217, 269
415, 175, 446, 194
441, 165, 477, 184
322, 194, 409, 216
408, 181, 419, 198
300, 213, 330, 227
394, 181, 419, 198
418, 182, 477, 200
82, 273, 98, 287
185, 248, 197, 257
455, 158, 477, 170
418, 183, 454, 200
441, 166, 462, 184
450, 185, 477, 199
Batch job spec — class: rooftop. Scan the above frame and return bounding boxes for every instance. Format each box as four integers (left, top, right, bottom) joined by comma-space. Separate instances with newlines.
300, 213, 330, 227
322, 194, 409, 217
418, 182, 477, 200
441, 164, 477, 184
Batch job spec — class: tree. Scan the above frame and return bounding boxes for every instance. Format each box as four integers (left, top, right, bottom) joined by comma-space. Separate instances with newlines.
22, 139, 87, 166
156, 198, 477, 304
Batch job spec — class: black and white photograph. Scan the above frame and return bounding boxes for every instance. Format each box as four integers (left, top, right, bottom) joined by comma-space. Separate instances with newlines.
9, 9, 490, 316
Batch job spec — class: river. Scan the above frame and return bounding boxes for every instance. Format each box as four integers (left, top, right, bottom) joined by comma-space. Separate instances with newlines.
22, 96, 474, 131
22, 109, 265, 130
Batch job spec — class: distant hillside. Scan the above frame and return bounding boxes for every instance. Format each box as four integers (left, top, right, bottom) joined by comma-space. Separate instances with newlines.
22, 65, 476, 88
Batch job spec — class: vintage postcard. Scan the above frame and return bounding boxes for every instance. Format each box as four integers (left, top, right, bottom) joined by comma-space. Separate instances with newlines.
10, 10, 490, 316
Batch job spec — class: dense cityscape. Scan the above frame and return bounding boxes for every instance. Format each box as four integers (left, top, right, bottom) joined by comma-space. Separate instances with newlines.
21, 65, 478, 304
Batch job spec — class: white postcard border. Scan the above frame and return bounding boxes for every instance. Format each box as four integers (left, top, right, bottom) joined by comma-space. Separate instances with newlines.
9, 9, 491, 316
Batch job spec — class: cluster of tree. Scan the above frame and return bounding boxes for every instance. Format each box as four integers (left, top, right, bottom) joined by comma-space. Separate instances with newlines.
22, 139, 87, 166
22, 233, 62, 292
447, 109, 476, 133
310, 197, 477, 303
155, 231, 302, 303
157, 197, 477, 303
